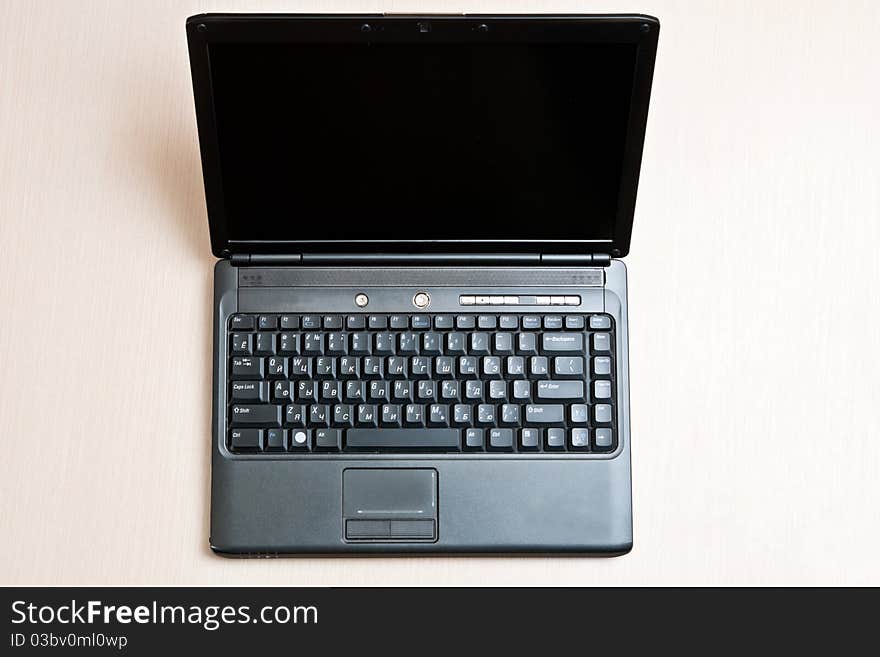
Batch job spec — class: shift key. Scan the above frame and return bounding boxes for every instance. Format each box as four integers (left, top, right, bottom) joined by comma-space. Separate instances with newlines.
230, 404, 281, 427
536, 380, 585, 401
525, 404, 565, 423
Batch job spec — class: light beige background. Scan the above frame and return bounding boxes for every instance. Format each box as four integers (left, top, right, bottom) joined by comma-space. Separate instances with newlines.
1, 0, 878, 585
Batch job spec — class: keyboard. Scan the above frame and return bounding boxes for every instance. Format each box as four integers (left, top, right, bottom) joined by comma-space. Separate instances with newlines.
226, 313, 617, 454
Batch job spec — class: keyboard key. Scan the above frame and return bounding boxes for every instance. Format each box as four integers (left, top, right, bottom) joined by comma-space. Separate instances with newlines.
520, 428, 540, 450
478, 315, 497, 329
594, 356, 612, 375
393, 380, 412, 402
440, 380, 459, 401
345, 381, 365, 403
231, 357, 263, 379
357, 404, 378, 427
506, 356, 525, 377
471, 333, 490, 355
500, 404, 520, 425
453, 404, 472, 426
258, 315, 278, 330
346, 315, 366, 329
302, 333, 323, 355
570, 404, 589, 424
422, 333, 442, 355
230, 428, 262, 450
272, 381, 294, 403
494, 333, 514, 354
476, 404, 496, 425
345, 429, 461, 450
593, 380, 612, 400
434, 315, 454, 329
405, 404, 425, 426
542, 333, 584, 352
525, 404, 564, 423
464, 428, 484, 450
512, 380, 531, 400
592, 333, 611, 353
390, 315, 409, 329
230, 404, 281, 428
456, 315, 476, 329
296, 381, 317, 403
565, 315, 585, 329
278, 333, 298, 355
289, 429, 311, 451
537, 380, 584, 401
368, 315, 388, 329
265, 356, 287, 379
326, 332, 346, 355
323, 315, 342, 329
350, 332, 371, 355
289, 356, 311, 378
231, 315, 255, 330
381, 404, 402, 427
570, 428, 590, 449
488, 428, 514, 450
280, 315, 300, 329
333, 404, 354, 427
255, 333, 276, 355
309, 405, 329, 427
231, 380, 267, 402
266, 428, 286, 451
529, 356, 549, 377
517, 333, 537, 354
429, 404, 449, 426
543, 315, 563, 330
499, 315, 518, 329
301, 315, 321, 329
554, 356, 584, 376
231, 333, 252, 355
411, 315, 431, 329
488, 380, 506, 400
315, 428, 341, 451
590, 315, 612, 330
521, 315, 541, 329
594, 428, 614, 449
446, 332, 466, 355
594, 404, 613, 423
284, 405, 306, 428
464, 380, 483, 400
545, 428, 565, 450
483, 356, 502, 377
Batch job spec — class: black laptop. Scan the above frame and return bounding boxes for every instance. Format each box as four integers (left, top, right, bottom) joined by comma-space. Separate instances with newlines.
186, 13, 658, 555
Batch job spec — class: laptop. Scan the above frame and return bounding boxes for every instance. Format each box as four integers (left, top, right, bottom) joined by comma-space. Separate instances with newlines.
186, 13, 659, 555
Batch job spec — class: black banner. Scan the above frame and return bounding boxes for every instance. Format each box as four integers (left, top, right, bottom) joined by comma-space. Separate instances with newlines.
1, 587, 873, 654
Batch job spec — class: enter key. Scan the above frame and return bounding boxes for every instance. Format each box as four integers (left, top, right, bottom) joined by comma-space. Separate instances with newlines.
536, 380, 585, 401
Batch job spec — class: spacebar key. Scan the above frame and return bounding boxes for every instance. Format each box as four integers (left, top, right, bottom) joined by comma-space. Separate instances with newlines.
346, 429, 460, 451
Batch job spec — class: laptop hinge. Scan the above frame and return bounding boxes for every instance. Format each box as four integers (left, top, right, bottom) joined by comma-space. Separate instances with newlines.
230, 252, 612, 266
540, 253, 612, 266
230, 254, 303, 265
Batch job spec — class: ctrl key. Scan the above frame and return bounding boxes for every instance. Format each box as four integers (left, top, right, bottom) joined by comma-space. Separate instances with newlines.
230, 428, 262, 451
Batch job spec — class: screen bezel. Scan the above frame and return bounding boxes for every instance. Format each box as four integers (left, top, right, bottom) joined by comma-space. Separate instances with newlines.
186, 14, 659, 258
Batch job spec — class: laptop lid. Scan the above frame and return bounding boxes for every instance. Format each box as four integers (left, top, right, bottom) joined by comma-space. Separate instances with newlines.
186, 14, 659, 258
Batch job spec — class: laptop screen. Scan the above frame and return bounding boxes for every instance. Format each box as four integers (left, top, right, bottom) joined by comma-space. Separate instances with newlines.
206, 41, 639, 244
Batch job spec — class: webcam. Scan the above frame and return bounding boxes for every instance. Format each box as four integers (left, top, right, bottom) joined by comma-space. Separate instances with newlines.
418, 22, 431, 33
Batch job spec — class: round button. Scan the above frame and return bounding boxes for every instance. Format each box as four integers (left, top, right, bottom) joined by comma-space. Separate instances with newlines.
413, 292, 430, 308
354, 293, 369, 307
293, 431, 307, 444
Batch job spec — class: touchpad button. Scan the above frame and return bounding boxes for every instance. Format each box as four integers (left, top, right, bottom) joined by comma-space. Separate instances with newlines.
343, 469, 437, 541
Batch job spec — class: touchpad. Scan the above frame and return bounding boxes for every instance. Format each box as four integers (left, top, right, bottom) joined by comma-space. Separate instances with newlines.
343, 469, 437, 541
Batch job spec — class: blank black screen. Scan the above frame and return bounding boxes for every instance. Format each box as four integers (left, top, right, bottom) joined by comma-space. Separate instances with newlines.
208, 42, 637, 242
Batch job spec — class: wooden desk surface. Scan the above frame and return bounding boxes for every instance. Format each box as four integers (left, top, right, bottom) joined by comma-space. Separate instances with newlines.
2, 1, 879, 585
